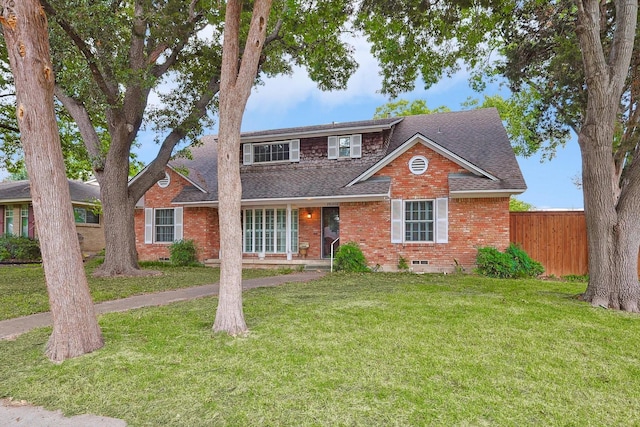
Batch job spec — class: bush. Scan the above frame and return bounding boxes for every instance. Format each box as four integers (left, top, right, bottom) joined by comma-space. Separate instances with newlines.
505, 243, 544, 278
333, 242, 369, 272
169, 239, 200, 266
476, 244, 543, 279
0, 234, 41, 262
475, 247, 515, 278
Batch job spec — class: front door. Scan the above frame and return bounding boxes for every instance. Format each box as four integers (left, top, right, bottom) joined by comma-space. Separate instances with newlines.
322, 207, 340, 258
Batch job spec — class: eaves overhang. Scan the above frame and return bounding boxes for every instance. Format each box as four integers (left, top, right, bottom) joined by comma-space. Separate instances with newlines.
449, 188, 525, 199
240, 119, 403, 143
171, 192, 391, 208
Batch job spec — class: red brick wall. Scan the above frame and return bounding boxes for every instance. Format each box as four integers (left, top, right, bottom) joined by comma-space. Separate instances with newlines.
339, 143, 510, 272
298, 207, 322, 258
135, 169, 219, 262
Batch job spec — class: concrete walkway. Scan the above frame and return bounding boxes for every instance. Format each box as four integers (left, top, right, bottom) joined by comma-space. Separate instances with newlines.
0, 271, 325, 426
0, 270, 325, 341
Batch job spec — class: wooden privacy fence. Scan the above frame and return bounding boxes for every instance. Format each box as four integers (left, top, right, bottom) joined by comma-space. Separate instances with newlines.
510, 211, 640, 277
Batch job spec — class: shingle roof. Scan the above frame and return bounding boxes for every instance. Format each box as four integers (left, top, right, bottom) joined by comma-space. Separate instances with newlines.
169, 108, 525, 204
240, 117, 400, 141
171, 140, 390, 203
387, 109, 526, 192
0, 179, 101, 204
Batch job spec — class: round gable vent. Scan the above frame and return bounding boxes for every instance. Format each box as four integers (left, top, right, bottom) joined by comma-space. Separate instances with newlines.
157, 172, 171, 188
409, 155, 429, 175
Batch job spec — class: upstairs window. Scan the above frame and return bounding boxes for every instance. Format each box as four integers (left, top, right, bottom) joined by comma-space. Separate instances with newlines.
328, 134, 362, 159
254, 142, 290, 163
243, 140, 300, 165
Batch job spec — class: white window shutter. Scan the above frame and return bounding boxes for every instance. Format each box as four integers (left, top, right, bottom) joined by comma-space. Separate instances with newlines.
350, 134, 362, 158
144, 208, 153, 244
391, 199, 403, 243
290, 139, 300, 162
328, 136, 338, 159
174, 207, 183, 241
436, 198, 448, 243
243, 143, 253, 165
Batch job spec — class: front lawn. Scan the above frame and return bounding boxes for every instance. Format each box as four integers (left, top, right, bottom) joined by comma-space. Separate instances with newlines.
0, 262, 293, 320
1, 273, 639, 426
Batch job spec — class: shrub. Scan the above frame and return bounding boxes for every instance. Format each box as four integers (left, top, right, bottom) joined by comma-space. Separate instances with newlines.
505, 243, 544, 278
397, 255, 409, 271
333, 242, 369, 272
476, 245, 544, 279
0, 234, 41, 262
475, 246, 515, 278
169, 239, 200, 266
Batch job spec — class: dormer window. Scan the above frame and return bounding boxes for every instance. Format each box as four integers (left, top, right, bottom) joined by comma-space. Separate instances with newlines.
243, 140, 300, 165
254, 142, 289, 163
328, 134, 362, 159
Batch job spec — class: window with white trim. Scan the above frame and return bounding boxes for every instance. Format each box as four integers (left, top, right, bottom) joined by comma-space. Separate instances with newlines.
391, 198, 448, 244
144, 207, 183, 244
20, 205, 29, 236
4, 206, 14, 235
328, 134, 362, 159
243, 140, 300, 165
243, 207, 298, 254
405, 201, 434, 242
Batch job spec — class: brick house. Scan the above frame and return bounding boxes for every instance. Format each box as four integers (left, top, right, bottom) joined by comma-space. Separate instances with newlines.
0, 179, 105, 255
134, 108, 526, 272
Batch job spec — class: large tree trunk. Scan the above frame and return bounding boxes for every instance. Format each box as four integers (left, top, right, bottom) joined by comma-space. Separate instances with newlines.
213, 0, 273, 335
1, 0, 103, 361
576, 0, 640, 311
93, 143, 143, 277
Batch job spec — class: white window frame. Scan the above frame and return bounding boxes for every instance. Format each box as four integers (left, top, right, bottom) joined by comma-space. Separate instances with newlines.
404, 200, 435, 242
20, 205, 29, 236
144, 207, 183, 244
243, 207, 298, 254
328, 134, 362, 159
243, 140, 300, 165
4, 206, 14, 235
391, 198, 448, 244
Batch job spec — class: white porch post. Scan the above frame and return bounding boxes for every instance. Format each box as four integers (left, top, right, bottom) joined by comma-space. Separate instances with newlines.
286, 204, 292, 260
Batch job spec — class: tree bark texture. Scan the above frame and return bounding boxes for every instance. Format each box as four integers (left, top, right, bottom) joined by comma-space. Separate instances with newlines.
1, 0, 103, 360
576, 0, 640, 311
213, 0, 273, 335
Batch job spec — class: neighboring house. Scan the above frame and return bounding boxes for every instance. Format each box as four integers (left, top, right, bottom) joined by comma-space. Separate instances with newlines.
0, 179, 105, 255
134, 108, 526, 272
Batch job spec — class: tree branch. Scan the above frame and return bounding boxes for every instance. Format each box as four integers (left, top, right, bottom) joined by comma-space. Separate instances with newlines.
54, 85, 104, 168
128, 75, 221, 201
40, 0, 119, 105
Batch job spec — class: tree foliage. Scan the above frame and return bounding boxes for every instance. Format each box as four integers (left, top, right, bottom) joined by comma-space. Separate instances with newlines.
373, 99, 450, 118
509, 197, 534, 212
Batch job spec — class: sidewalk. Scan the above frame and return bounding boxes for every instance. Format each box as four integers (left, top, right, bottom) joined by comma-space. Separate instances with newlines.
0, 270, 325, 426
0, 270, 325, 341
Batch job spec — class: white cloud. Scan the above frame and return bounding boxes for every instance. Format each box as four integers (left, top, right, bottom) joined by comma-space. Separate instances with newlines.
245, 34, 387, 117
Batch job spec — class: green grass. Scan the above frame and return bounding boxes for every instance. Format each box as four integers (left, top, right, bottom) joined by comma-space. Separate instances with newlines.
2, 273, 640, 426
0, 262, 293, 320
